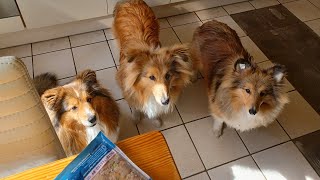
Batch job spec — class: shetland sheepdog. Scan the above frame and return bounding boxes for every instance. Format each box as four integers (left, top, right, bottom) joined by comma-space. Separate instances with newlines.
191, 20, 289, 137
34, 70, 120, 156
113, 0, 196, 126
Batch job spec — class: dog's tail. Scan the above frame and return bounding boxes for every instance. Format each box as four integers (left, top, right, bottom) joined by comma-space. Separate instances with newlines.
113, 0, 144, 16
33, 73, 58, 95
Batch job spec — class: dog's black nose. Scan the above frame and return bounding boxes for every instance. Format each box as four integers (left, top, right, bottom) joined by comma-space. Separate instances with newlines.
89, 116, 97, 123
162, 98, 170, 105
249, 108, 257, 115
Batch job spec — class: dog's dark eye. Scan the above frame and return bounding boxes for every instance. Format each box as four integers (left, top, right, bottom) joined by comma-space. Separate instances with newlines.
245, 89, 251, 94
149, 75, 156, 81
260, 92, 266, 97
71, 106, 77, 111
87, 98, 92, 103
165, 73, 171, 80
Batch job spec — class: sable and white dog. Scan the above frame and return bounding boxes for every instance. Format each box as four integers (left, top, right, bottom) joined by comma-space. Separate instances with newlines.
113, 0, 196, 126
34, 70, 120, 156
191, 20, 289, 136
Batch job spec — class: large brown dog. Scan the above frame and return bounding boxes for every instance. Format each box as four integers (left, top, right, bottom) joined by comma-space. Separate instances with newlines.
113, 0, 196, 126
191, 20, 289, 137
34, 70, 120, 156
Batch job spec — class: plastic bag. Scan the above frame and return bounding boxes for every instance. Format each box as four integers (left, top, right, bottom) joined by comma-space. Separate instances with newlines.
56, 132, 151, 180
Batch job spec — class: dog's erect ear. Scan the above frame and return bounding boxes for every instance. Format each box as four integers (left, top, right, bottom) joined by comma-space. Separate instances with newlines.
234, 58, 253, 73
41, 87, 65, 111
169, 44, 191, 63
77, 70, 97, 87
267, 64, 286, 83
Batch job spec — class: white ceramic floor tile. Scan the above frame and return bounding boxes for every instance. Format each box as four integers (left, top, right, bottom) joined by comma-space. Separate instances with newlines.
0, 44, 31, 58
117, 99, 139, 141
277, 91, 320, 139
137, 107, 183, 134
240, 36, 268, 63
158, 18, 171, 29
184, 172, 210, 180
32, 37, 70, 55
33, 49, 76, 79
309, 0, 320, 8
284, 0, 320, 22
173, 22, 202, 43
72, 42, 114, 72
58, 76, 74, 86
257, 60, 295, 92
238, 121, 290, 153
167, 13, 200, 26
306, 18, 320, 36
250, 0, 280, 9
195, 7, 228, 20
159, 28, 181, 47
69, 30, 106, 47
253, 142, 320, 180
223, 2, 255, 15
162, 125, 205, 178
108, 39, 120, 66
186, 117, 249, 169
20, 57, 33, 78
176, 80, 210, 122
104, 29, 115, 40
213, 16, 247, 37
95, 67, 123, 100
208, 156, 266, 180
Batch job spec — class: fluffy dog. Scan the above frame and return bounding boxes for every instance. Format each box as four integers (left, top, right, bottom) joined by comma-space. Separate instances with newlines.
191, 20, 289, 137
34, 70, 120, 156
113, 0, 196, 126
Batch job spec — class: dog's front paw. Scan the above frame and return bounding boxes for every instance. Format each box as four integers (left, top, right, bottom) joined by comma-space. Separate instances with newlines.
213, 128, 223, 138
152, 118, 163, 128
132, 110, 142, 124
191, 73, 199, 83
212, 120, 223, 138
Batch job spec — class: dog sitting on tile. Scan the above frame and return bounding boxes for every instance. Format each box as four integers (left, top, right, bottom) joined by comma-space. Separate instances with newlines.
190, 20, 289, 137
113, 0, 198, 127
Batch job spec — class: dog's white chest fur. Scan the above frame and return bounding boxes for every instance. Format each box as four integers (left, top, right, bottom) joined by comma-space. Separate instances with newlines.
85, 123, 119, 144
85, 125, 101, 144
214, 109, 275, 132
142, 96, 171, 119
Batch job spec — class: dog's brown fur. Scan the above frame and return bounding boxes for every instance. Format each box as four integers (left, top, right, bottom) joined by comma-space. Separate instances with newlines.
113, 0, 195, 124
191, 20, 289, 136
35, 70, 120, 156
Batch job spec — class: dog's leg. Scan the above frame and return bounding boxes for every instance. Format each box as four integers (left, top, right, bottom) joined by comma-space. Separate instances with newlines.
151, 117, 163, 128
131, 109, 142, 124
213, 119, 224, 137
191, 71, 199, 83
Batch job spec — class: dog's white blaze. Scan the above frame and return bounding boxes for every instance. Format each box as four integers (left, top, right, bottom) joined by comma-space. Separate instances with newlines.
85, 106, 94, 117
153, 84, 168, 105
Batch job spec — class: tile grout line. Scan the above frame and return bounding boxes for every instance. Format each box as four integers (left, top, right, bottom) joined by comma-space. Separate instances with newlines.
293, 138, 320, 177
205, 154, 251, 172
67, 37, 78, 75
232, 129, 267, 179
307, 0, 320, 11
249, 155, 268, 180
173, 105, 212, 180
102, 30, 118, 68
30, 43, 34, 79
182, 170, 208, 179
276, 119, 292, 140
